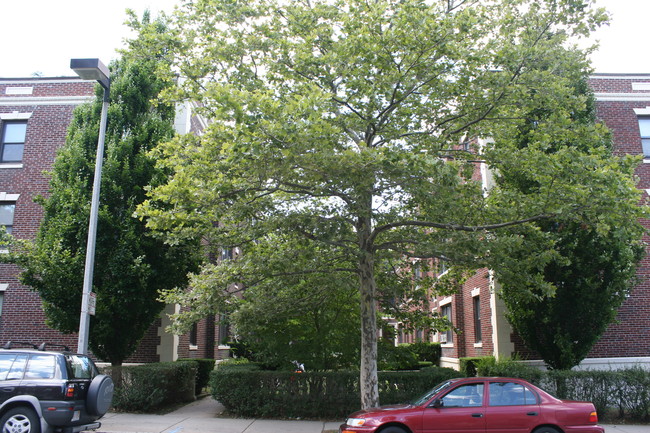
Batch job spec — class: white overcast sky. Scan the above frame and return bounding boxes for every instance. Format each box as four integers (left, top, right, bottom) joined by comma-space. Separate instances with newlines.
0, 0, 647, 78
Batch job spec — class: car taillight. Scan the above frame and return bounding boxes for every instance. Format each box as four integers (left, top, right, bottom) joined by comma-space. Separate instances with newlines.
66, 384, 75, 398
589, 411, 598, 423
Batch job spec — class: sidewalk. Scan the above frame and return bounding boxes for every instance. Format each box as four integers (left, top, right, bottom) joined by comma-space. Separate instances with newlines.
93, 396, 648, 433
93, 396, 342, 433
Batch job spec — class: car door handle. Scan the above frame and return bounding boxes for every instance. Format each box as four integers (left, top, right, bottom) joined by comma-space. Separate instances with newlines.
2, 387, 14, 392
472, 413, 483, 418
527, 412, 538, 416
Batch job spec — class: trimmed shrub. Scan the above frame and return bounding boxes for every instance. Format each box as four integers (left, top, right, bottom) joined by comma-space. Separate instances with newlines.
178, 358, 216, 395
210, 367, 461, 419
460, 357, 492, 377
408, 342, 442, 364
475, 357, 543, 384
107, 361, 197, 412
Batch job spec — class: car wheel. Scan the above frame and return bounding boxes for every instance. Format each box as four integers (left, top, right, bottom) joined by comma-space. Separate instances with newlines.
86, 374, 115, 416
533, 427, 561, 433
379, 426, 408, 433
0, 407, 41, 433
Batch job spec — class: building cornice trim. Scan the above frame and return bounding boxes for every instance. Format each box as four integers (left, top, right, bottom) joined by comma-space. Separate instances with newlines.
0, 96, 94, 106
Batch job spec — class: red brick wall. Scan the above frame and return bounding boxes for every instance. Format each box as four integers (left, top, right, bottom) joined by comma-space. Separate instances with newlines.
586, 75, 650, 359
0, 78, 95, 354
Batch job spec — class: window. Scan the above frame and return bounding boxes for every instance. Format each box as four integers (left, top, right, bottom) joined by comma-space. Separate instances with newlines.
24, 355, 56, 379
441, 383, 484, 408
489, 382, 537, 406
6, 354, 27, 380
0, 203, 15, 234
189, 322, 198, 347
0, 121, 27, 162
473, 296, 482, 343
639, 118, 650, 157
441, 304, 453, 344
66, 355, 98, 379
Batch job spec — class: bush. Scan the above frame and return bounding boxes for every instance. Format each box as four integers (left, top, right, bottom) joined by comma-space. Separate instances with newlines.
408, 342, 442, 364
475, 358, 650, 422
378, 341, 442, 371
107, 361, 197, 412
210, 367, 461, 419
217, 358, 262, 371
475, 357, 543, 384
378, 342, 420, 371
460, 357, 492, 377
178, 358, 216, 395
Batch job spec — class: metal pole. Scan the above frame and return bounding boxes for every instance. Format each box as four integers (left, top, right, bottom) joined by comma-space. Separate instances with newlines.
77, 86, 109, 355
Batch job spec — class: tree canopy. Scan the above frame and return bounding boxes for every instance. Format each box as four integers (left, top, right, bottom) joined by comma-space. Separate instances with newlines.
135, 0, 643, 408
13, 12, 201, 366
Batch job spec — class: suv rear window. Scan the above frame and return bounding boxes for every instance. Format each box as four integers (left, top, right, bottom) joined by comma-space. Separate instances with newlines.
65, 355, 97, 379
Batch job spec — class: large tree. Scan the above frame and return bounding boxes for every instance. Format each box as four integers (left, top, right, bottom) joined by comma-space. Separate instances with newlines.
137, 0, 643, 408
14, 12, 200, 366
491, 78, 646, 370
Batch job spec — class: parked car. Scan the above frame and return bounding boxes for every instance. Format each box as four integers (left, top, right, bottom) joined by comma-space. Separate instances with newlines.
0, 341, 114, 433
340, 377, 603, 433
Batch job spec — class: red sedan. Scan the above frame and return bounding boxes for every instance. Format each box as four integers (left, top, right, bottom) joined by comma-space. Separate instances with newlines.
340, 377, 603, 433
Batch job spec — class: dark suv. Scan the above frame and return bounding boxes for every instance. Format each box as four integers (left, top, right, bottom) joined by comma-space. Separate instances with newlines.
0, 342, 114, 433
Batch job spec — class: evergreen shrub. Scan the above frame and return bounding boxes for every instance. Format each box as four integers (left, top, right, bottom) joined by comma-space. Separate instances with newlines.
210, 367, 461, 419
178, 358, 216, 394
108, 361, 197, 412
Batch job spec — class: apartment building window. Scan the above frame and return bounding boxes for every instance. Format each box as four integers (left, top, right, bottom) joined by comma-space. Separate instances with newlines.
189, 322, 198, 347
0, 284, 6, 316
473, 296, 482, 343
638, 118, 650, 157
0, 121, 27, 163
441, 304, 453, 344
0, 203, 15, 234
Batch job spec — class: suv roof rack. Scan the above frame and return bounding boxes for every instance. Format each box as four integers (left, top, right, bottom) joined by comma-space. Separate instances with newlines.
38, 343, 71, 352
3, 341, 38, 350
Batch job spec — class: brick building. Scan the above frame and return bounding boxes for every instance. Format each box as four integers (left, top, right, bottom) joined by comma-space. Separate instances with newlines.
423, 74, 650, 370
0, 77, 229, 363
0, 77, 94, 350
2, 74, 649, 368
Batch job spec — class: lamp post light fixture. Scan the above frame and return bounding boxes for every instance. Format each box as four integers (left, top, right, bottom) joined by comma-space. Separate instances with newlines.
70, 58, 110, 355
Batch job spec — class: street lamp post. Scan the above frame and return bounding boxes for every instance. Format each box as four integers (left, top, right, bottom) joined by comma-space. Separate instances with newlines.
70, 58, 110, 355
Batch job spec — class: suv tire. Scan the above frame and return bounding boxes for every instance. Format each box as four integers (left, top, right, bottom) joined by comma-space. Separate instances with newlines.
86, 375, 114, 416
0, 406, 40, 433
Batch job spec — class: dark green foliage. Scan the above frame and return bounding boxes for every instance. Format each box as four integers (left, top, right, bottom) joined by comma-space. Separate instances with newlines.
378, 342, 442, 371
209, 368, 461, 419
407, 342, 442, 365
178, 358, 216, 395
499, 221, 644, 370
460, 357, 493, 377
475, 357, 543, 384
106, 361, 197, 412
14, 13, 201, 365
492, 75, 646, 370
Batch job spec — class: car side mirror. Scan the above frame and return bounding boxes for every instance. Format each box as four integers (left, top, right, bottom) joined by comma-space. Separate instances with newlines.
430, 398, 443, 408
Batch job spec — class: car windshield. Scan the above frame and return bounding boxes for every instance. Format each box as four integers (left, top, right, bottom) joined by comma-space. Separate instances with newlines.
65, 355, 98, 379
410, 380, 454, 406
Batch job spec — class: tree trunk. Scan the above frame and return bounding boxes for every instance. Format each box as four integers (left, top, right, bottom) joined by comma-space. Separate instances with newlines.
358, 193, 379, 409
359, 252, 379, 409
110, 361, 123, 388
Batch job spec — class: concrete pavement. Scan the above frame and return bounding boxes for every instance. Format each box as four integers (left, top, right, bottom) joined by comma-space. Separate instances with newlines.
91, 396, 649, 433
92, 396, 341, 433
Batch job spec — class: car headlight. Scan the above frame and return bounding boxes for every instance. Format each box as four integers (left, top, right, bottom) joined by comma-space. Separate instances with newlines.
346, 418, 366, 427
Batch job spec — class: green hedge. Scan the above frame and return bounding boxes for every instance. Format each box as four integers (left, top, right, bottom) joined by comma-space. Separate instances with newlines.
178, 358, 216, 394
210, 367, 460, 419
105, 361, 197, 412
477, 358, 650, 422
